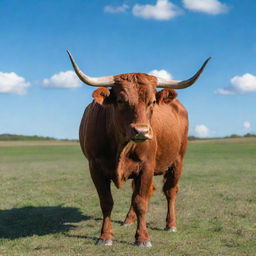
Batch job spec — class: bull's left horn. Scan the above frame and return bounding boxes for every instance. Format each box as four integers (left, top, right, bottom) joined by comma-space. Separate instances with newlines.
67, 50, 115, 87
156, 57, 211, 89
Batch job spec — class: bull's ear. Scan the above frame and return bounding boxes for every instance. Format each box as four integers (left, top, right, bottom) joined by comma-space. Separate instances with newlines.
92, 88, 114, 105
156, 89, 178, 104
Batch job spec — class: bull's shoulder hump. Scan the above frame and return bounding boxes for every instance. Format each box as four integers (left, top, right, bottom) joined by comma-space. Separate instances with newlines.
84, 101, 108, 116
170, 99, 188, 117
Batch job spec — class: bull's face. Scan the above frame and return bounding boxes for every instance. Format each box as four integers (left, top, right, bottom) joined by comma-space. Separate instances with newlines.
111, 74, 156, 143
92, 73, 159, 143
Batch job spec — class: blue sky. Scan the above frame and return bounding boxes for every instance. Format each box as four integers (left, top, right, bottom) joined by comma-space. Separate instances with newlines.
0, 0, 255, 139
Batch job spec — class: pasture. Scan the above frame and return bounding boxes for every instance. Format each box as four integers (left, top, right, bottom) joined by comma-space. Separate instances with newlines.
0, 138, 255, 256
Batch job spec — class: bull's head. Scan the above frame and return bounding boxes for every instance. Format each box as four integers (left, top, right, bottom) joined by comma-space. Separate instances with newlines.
67, 50, 210, 143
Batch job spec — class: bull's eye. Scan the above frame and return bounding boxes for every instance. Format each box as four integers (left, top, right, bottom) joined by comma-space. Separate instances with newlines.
148, 100, 156, 107
117, 99, 129, 109
117, 99, 125, 104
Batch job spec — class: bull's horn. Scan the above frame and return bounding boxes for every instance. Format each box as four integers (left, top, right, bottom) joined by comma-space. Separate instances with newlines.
156, 57, 211, 89
67, 50, 115, 87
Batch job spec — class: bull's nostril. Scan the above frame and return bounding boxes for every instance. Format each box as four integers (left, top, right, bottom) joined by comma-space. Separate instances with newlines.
134, 127, 149, 134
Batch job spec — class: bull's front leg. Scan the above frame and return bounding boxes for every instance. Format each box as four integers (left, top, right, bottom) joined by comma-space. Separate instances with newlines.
132, 163, 154, 247
124, 180, 155, 226
89, 162, 114, 246
123, 180, 137, 226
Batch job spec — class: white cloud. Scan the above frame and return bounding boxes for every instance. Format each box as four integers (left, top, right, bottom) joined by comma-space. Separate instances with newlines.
214, 88, 235, 95
194, 124, 209, 137
215, 73, 256, 95
0, 72, 30, 95
104, 4, 129, 14
182, 0, 228, 15
43, 71, 81, 89
148, 69, 173, 80
243, 121, 251, 130
230, 74, 256, 93
132, 0, 182, 20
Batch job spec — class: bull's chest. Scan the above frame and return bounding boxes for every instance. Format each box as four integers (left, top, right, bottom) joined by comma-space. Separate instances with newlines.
97, 143, 146, 187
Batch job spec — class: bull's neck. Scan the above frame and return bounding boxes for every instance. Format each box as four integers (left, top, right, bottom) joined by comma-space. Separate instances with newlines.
105, 105, 128, 151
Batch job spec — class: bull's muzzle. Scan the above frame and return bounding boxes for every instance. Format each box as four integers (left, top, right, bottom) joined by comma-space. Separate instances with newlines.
131, 125, 153, 143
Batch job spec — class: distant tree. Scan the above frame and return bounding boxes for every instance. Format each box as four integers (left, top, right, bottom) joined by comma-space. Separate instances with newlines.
244, 133, 256, 137
188, 136, 204, 140
0, 134, 56, 141
226, 134, 241, 138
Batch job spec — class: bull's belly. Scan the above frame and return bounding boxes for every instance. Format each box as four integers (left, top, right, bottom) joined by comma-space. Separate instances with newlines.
154, 160, 175, 176
154, 169, 169, 176
153, 147, 179, 175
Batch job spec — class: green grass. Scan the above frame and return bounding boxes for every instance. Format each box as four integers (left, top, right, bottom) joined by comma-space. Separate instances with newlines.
0, 140, 255, 256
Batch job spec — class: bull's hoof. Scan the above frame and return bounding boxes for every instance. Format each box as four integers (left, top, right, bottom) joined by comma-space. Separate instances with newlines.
134, 241, 152, 247
96, 239, 113, 246
123, 222, 134, 227
164, 226, 177, 232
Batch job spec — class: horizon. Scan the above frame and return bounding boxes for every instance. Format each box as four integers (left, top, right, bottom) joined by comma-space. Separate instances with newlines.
1, 132, 255, 142
0, 0, 255, 139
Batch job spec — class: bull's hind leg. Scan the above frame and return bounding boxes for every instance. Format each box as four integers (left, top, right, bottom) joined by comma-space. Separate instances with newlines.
163, 155, 183, 232
89, 162, 114, 246
123, 181, 155, 226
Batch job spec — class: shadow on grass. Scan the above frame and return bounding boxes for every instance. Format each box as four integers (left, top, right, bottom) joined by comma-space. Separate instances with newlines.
0, 206, 137, 245
0, 206, 89, 239
65, 234, 132, 246
147, 224, 163, 231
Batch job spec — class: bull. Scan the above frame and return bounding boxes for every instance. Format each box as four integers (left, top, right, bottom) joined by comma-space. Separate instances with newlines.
67, 50, 210, 247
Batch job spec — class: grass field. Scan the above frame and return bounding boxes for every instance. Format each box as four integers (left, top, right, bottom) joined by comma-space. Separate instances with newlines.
0, 138, 255, 256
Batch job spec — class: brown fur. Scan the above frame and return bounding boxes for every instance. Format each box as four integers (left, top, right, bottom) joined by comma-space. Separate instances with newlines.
79, 73, 188, 244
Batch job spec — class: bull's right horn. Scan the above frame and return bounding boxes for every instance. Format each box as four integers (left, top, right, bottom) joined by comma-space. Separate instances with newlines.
156, 57, 211, 89
67, 50, 115, 87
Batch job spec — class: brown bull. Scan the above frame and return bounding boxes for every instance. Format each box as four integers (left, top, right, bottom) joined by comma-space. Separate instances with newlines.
67, 51, 210, 247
